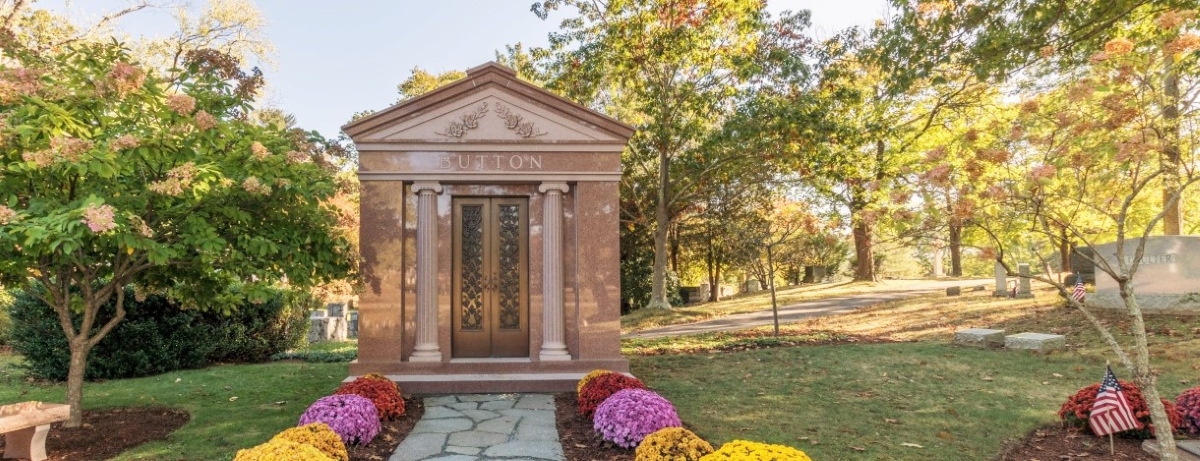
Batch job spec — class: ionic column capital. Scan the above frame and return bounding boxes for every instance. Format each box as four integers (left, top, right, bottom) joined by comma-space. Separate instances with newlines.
413, 181, 443, 194
538, 182, 569, 194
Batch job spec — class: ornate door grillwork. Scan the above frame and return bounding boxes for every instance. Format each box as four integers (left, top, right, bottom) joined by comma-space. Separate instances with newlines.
451, 197, 529, 358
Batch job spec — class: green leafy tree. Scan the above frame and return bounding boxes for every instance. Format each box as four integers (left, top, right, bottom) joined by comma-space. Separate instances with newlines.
532, 0, 779, 309
396, 66, 466, 102
0, 43, 354, 426
965, 12, 1200, 457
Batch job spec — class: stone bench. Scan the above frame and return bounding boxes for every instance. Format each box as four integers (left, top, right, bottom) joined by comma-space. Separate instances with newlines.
953, 328, 1006, 347
1004, 333, 1066, 352
0, 402, 70, 461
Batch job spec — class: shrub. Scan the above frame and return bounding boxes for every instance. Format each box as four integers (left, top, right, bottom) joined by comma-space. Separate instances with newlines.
9, 285, 312, 380
9, 287, 213, 380
1176, 386, 1200, 435
635, 427, 714, 461
271, 423, 348, 461
234, 439, 334, 461
299, 395, 380, 446
1058, 379, 1183, 439
578, 369, 613, 393
0, 288, 15, 345
699, 440, 812, 461
578, 373, 646, 419
594, 389, 681, 449
334, 376, 406, 420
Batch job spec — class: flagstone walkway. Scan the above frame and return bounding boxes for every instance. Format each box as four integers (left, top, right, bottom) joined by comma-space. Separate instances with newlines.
389, 394, 564, 461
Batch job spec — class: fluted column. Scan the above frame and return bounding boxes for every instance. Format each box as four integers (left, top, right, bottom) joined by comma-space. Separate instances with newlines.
539, 182, 570, 361
410, 181, 443, 362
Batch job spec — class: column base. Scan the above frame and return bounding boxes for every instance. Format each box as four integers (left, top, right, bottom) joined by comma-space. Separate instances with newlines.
538, 348, 571, 361
409, 349, 442, 362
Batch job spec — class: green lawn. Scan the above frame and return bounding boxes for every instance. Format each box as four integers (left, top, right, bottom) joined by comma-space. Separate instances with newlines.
1, 290, 1195, 460
0, 352, 346, 461
628, 290, 1200, 460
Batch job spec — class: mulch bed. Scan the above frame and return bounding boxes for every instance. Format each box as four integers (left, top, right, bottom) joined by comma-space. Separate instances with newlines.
555, 393, 634, 461
2, 393, 1175, 460
995, 424, 1159, 460
0, 398, 423, 461
0, 407, 189, 461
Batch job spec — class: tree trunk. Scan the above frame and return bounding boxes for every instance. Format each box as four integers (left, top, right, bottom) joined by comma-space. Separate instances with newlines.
669, 225, 680, 273
949, 224, 963, 277
649, 157, 672, 309
706, 230, 721, 303
1162, 50, 1183, 236
1059, 226, 1072, 273
767, 244, 780, 337
64, 340, 90, 427
1119, 280, 1178, 461
852, 217, 875, 281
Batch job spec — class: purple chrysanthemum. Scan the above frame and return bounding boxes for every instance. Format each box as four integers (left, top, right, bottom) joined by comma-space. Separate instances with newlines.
593, 388, 681, 449
1177, 386, 1200, 435
299, 394, 380, 446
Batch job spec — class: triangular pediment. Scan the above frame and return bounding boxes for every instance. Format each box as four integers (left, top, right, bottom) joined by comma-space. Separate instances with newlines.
343, 63, 633, 146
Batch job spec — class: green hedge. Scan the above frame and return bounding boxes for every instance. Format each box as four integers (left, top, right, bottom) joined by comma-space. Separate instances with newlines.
8, 286, 314, 381
0, 288, 13, 345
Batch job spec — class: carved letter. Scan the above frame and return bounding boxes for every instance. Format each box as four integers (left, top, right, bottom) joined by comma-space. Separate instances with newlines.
439, 154, 451, 169
476, 155, 486, 170
509, 155, 523, 169
529, 155, 543, 170
494, 155, 503, 169
458, 155, 471, 169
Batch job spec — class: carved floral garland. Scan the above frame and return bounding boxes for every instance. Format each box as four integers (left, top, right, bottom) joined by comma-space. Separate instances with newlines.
435, 101, 548, 138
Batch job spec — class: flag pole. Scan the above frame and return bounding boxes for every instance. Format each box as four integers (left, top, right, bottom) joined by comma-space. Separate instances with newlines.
1109, 433, 1114, 455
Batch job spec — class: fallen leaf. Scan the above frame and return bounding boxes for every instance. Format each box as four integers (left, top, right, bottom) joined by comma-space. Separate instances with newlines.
850, 446, 866, 451
1052, 373, 1063, 378
228, 396, 238, 402
901, 443, 924, 448
274, 401, 286, 405
937, 431, 954, 440
174, 378, 181, 383
981, 376, 994, 381
885, 418, 899, 424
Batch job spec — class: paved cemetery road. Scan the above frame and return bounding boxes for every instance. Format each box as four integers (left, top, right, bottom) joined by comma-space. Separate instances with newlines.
623, 278, 993, 340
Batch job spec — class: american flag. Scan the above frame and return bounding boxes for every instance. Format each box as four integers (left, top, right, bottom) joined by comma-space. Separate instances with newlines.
1088, 366, 1141, 436
1071, 277, 1086, 302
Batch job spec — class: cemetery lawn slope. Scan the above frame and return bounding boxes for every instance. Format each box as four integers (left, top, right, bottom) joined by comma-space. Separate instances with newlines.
0, 354, 346, 461
622, 278, 987, 333
628, 289, 1199, 460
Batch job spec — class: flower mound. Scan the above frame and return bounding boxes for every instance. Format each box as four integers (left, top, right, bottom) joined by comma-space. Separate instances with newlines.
699, 440, 812, 461
1058, 379, 1183, 439
299, 394, 381, 446
1176, 386, 1200, 435
578, 373, 646, 419
335, 376, 406, 420
594, 389, 681, 449
635, 427, 713, 461
234, 439, 334, 461
271, 423, 348, 461
578, 369, 613, 393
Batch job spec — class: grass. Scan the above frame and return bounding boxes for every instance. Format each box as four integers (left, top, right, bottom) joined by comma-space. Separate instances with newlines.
620, 278, 984, 333
270, 340, 358, 362
0, 350, 346, 461
628, 289, 1200, 461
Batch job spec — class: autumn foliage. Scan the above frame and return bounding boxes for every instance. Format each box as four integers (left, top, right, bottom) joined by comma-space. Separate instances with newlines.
1057, 379, 1183, 439
577, 372, 646, 419
334, 376, 406, 420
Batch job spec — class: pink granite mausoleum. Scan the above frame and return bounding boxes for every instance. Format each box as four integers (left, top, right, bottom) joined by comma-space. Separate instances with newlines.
342, 62, 633, 393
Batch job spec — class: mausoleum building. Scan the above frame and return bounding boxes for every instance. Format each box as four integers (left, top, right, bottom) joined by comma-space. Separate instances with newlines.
343, 62, 633, 393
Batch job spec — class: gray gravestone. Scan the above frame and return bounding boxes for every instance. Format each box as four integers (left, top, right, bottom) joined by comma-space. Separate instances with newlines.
348, 311, 358, 339
993, 262, 1008, 297
310, 309, 327, 319
954, 328, 1005, 347
1017, 263, 1034, 298
1004, 332, 1065, 352
946, 286, 961, 296
803, 266, 827, 283
1090, 236, 1200, 312
744, 279, 761, 293
1070, 246, 1096, 284
326, 303, 345, 318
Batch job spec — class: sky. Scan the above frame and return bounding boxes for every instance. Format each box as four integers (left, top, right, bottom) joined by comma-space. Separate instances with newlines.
50, 0, 892, 139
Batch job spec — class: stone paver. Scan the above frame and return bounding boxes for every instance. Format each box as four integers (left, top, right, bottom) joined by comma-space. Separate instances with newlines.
391, 394, 563, 461
953, 328, 1006, 347
1005, 332, 1066, 352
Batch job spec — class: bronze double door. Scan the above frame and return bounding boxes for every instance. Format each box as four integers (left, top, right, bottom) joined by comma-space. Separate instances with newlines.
451, 197, 530, 358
